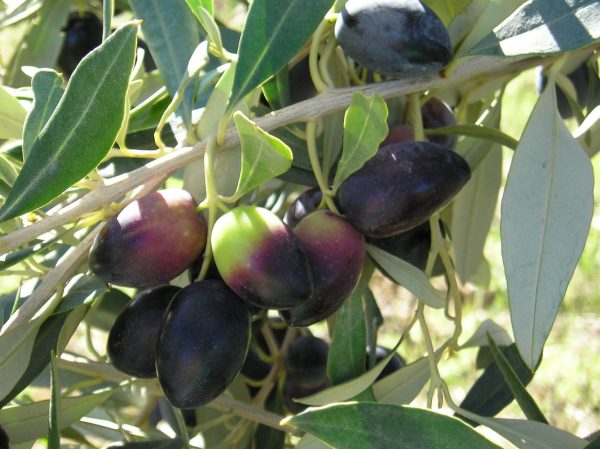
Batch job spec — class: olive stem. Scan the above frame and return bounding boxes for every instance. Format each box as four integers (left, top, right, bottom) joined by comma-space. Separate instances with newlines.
102, 0, 113, 42
172, 407, 192, 449
309, 20, 332, 93
417, 304, 447, 409
305, 120, 338, 213
198, 135, 222, 281
318, 36, 338, 88
408, 93, 425, 142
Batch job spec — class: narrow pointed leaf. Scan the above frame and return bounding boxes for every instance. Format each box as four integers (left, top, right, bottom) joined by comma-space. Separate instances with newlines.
501, 81, 594, 369
487, 335, 547, 423
296, 335, 403, 406
452, 146, 502, 283
233, 111, 293, 198
22, 69, 64, 160
4, 0, 71, 87
285, 402, 502, 449
373, 346, 445, 405
460, 319, 512, 349
48, 353, 60, 449
466, 0, 600, 57
422, 0, 470, 26
367, 245, 445, 309
0, 388, 114, 444
475, 416, 587, 449
0, 85, 27, 140
458, 344, 536, 426
129, 0, 200, 126
327, 289, 366, 385
228, 0, 333, 109
184, 0, 213, 17
332, 93, 388, 191
0, 23, 138, 222
584, 433, 600, 449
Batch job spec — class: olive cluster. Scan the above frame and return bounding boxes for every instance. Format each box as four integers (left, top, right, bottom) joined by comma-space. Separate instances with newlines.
88, 0, 469, 410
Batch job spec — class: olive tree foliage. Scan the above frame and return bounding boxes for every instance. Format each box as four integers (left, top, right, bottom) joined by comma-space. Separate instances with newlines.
0, 0, 598, 448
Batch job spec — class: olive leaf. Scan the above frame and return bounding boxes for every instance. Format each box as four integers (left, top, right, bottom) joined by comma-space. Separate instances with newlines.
332, 93, 388, 192
0, 85, 27, 140
232, 111, 293, 199
284, 402, 503, 449
501, 78, 594, 370
0, 23, 138, 222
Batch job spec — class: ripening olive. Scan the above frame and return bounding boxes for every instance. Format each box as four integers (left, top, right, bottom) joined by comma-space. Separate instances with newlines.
281, 210, 365, 326
89, 189, 207, 289
211, 206, 312, 309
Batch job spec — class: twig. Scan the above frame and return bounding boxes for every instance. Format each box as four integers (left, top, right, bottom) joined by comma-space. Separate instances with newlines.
0, 52, 576, 256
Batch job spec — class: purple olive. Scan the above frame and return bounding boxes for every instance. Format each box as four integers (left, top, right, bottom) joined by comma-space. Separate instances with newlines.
89, 189, 207, 289
336, 141, 471, 238
107, 285, 180, 378
281, 210, 365, 326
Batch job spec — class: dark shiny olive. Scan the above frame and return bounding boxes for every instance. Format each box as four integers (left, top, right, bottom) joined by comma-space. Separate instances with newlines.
156, 280, 251, 408
335, 0, 452, 78
107, 285, 180, 378
367, 346, 406, 380
58, 12, 103, 77
422, 98, 457, 148
537, 63, 592, 119
281, 211, 365, 326
89, 189, 207, 289
284, 335, 329, 388
212, 206, 312, 309
336, 141, 471, 238
283, 188, 323, 228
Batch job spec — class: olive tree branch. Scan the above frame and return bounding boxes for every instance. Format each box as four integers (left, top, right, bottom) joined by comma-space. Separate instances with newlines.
0, 51, 587, 257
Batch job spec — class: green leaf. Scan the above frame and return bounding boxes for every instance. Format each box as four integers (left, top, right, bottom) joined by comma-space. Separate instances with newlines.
332, 93, 388, 191
297, 434, 331, 449
425, 124, 518, 150
48, 353, 61, 449
0, 388, 114, 444
327, 289, 366, 385
373, 346, 445, 405
487, 335, 547, 423
0, 311, 73, 408
465, 0, 600, 57
422, 0, 471, 26
296, 336, 403, 406
3, 0, 71, 87
501, 78, 594, 370
232, 111, 293, 199
129, 0, 200, 127
451, 145, 502, 283
0, 23, 138, 223
285, 402, 502, 449
474, 416, 587, 449
460, 319, 512, 349
458, 344, 535, 426
22, 69, 64, 160
367, 245, 445, 309
228, 0, 333, 110
0, 85, 27, 140
184, 0, 213, 17
584, 433, 600, 449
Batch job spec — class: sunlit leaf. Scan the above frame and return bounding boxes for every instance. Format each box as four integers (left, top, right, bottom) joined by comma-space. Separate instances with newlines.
233, 111, 293, 199
332, 93, 388, 191
0, 85, 27, 140
501, 79, 594, 369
